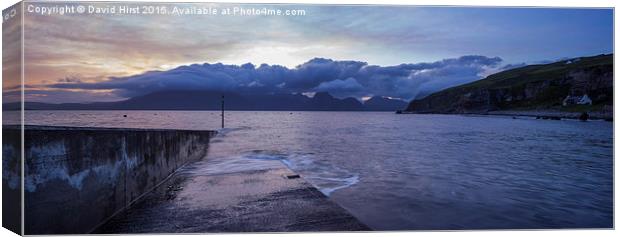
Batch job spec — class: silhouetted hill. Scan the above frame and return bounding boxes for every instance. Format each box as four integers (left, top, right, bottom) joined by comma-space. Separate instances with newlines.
407, 54, 613, 115
309, 92, 364, 111
364, 96, 408, 111
117, 91, 249, 110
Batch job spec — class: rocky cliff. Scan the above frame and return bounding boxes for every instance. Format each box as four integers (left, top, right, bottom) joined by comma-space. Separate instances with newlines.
406, 54, 613, 116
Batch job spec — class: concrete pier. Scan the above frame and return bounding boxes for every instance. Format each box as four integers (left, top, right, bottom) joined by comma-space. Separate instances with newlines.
95, 162, 371, 233
2, 126, 217, 234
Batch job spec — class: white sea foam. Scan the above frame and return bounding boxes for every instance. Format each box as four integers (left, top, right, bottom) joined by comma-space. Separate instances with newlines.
309, 175, 359, 196
244, 150, 360, 196
196, 149, 360, 196
216, 126, 252, 136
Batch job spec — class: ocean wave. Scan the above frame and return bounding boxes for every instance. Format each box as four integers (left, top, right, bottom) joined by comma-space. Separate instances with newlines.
216, 126, 252, 136
245, 150, 359, 196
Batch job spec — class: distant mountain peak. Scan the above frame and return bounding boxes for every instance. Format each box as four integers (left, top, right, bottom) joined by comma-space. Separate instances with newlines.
363, 95, 408, 111
8, 90, 404, 111
313, 91, 335, 99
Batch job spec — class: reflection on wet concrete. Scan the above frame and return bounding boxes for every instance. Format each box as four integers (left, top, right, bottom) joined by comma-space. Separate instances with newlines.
95, 162, 370, 233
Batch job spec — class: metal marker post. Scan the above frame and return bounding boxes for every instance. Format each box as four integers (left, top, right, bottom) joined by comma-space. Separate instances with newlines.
221, 95, 225, 128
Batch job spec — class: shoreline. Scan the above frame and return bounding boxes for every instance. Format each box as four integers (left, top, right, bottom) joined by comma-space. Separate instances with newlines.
487, 110, 612, 121
398, 110, 613, 121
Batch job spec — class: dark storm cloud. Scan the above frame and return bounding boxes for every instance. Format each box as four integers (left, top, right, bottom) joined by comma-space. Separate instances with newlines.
48, 55, 503, 101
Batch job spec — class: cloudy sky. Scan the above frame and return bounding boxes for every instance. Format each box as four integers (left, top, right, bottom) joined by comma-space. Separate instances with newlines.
5, 2, 613, 103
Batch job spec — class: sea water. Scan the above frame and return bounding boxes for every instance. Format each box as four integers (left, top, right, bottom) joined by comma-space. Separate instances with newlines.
12, 110, 613, 230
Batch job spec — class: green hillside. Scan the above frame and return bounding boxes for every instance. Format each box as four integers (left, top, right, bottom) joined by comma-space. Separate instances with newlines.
406, 54, 613, 115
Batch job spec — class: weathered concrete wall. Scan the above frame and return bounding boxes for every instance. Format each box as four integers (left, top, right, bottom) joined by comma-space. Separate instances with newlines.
2, 126, 22, 235
2, 126, 216, 234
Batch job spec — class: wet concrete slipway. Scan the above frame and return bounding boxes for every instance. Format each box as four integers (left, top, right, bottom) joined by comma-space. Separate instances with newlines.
95, 146, 370, 233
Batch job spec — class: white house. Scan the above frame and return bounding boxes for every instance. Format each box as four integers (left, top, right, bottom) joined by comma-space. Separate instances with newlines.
577, 94, 592, 105
563, 94, 592, 106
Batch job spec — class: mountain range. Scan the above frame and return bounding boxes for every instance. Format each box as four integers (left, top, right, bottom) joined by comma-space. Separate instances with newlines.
3, 91, 408, 111
3, 54, 612, 114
